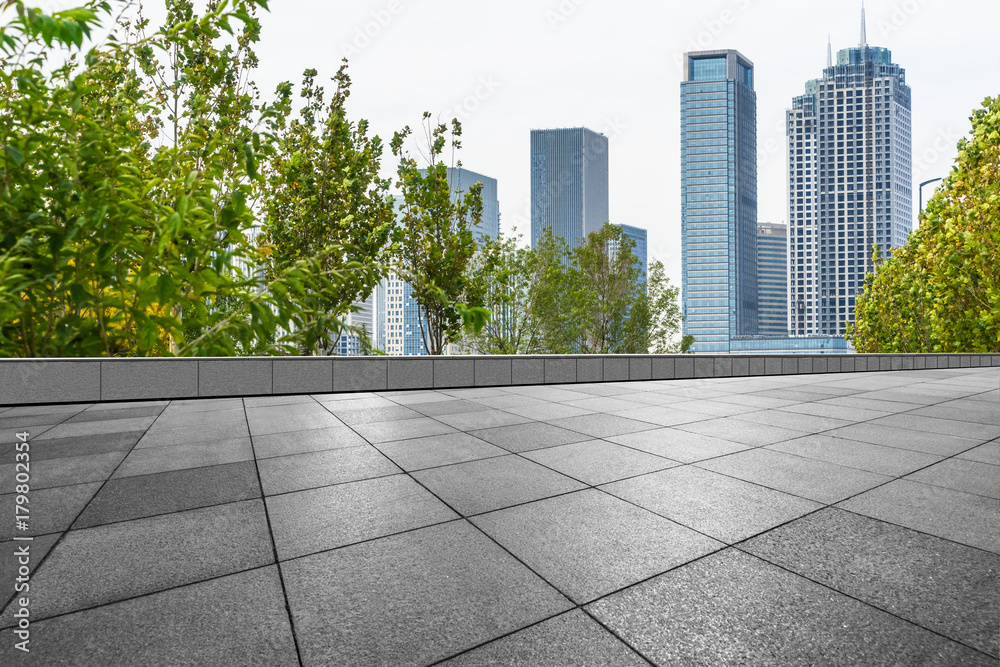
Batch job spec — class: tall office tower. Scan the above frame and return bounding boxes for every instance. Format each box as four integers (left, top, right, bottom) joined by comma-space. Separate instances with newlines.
757, 222, 788, 335
680, 50, 758, 353
530, 128, 609, 250
787, 13, 912, 336
614, 223, 648, 285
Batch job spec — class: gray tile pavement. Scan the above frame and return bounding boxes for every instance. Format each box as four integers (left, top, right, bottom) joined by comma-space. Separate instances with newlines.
1, 366, 996, 665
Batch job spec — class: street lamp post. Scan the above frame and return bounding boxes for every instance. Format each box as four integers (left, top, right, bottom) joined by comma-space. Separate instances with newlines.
918, 177, 943, 215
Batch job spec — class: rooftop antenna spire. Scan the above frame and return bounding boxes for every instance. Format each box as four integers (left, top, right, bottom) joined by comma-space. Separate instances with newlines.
827, 34, 833, 67
860, 2, 867, 47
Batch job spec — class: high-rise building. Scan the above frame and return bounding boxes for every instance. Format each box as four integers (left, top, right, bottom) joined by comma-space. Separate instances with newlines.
375, 170, 499, 355
680, 50, 758, 353
787, 11, 912, 336
530, 127, 609, 250
614, 224, 648, 286
756, 222, 788, 335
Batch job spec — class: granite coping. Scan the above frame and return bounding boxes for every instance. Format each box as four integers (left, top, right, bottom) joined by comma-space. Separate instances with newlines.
1, 354, 996, 406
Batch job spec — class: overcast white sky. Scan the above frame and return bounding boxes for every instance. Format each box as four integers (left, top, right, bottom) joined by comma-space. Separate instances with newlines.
27, 0, 1000, 289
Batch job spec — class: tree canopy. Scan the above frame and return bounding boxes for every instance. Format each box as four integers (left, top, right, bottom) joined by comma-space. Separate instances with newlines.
847, 96, 1000, 353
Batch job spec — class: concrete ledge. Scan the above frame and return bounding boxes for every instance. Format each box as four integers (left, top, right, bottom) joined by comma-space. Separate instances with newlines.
102, 359, 198, 401
0, 353, 996, 405
199, 359, 271, 397
273, 358, 332, 395
434, 358, 473, 389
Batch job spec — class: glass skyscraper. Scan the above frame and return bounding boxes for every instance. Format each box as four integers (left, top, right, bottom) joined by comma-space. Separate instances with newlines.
787, 12, 912, 336
530, 127, 609, 250
756, 222, 788, 335
681, 50, 758, 353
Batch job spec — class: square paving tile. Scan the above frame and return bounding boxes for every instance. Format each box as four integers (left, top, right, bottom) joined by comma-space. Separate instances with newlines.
870, 414, 999, 443
113, 438, 253, 478
0, 532, 61, 604
778, 402, 893, 422
523, 440, 676, 485
669, 400, 761, 418
0, 413, 72, 429
468, 422, 592, 453
403, 400, 489, 417
74, 461, 261, 529
36, 416, 158, 441
0, 499, 272, 625
1, 567, 299, 667
824, 422, 984, 456
547, 413, 658, 439
436, 409, 532, 431
161, 398, 244, 413
251, 425, 369, 459
609, 405, 711, 427
247, 410, 344, 437
439, 609, 647, 666
412, 455, 586, 516
601, 466, 822, 544
742, 508, 1000, 657
766, 434, 943, 477
329, 405, 423, 425
501, 402, 596, 421
697, 448, 891, 504
144, 407, 247, 429
15, 431, 143, 462
0, 482, 101, 540
257, 444, 400, 495
374, 432, 507, 471
63, 404, 166, 423
353, 417, 457, 444
0, 451, 125, 490
266, 474, 458, 560
957, 440, 1000, 465
903, 458, 1000, 499
608, 428, 751, 463
674, 417, 809, 446
471, 489, 723, 603
732, 409, 852, 433
837, 479, 1000, 554
562, 396, 645, 412
136, 421, 250, 448
280, 520, 572, 667
911, 402, 999, 425
587, 548, 992, 667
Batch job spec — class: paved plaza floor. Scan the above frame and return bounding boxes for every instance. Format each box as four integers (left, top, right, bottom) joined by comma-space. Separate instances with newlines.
1, 366, 997, 665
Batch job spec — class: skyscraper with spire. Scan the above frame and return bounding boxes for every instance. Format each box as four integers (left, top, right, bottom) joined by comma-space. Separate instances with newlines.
785, 8, 912, 336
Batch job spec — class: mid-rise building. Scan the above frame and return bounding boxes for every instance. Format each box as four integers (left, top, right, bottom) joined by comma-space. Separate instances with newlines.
757, 222, 788, 335
530, 127, 609, 250
680, 49, 758, 353
786, 12, 912, 336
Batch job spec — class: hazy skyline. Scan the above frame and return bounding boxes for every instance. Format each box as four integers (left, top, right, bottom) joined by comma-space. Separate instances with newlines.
32, 0, 1000, 292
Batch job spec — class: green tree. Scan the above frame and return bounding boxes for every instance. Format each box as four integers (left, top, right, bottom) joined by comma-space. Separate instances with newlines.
623, 259, 689, 354
391, 114, 483, 355
0, 1, 345, 357
567, 222, 644, 353
465, 231, 544, 354
847, 96, 1000, 353
259, 62, 394, 355
525, 227, 576, 353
